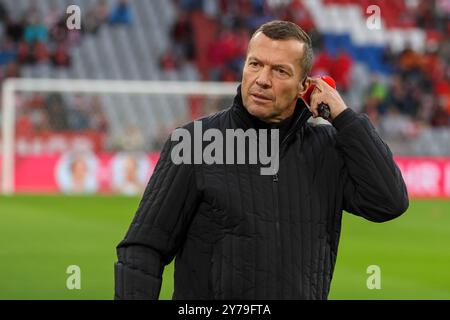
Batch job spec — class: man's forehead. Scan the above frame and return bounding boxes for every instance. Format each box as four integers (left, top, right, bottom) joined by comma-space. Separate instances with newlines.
247, 32, 304, 63
247, 54, 294, 69
247, 40, 303, 68
249, 32, 305, 49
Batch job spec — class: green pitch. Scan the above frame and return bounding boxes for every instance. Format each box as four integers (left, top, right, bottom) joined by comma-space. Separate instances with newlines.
0, 195, 449, 300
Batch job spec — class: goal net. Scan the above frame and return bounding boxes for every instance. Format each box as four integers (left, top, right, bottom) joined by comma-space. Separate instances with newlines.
1, 78, 239, 195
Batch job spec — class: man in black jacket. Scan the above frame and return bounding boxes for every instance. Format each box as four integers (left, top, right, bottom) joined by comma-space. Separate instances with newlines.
114, 20, 409, 300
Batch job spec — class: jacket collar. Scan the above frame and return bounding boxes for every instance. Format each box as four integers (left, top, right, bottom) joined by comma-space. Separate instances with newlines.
231, 84, 311, 145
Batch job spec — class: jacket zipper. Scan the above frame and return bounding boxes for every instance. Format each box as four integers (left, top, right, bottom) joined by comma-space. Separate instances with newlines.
271, 121, 294, 298
279, 107, 309, 155
272, 172, 282, 298
271, 107, 309, 298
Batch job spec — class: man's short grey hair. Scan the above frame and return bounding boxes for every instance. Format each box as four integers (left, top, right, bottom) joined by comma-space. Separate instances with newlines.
251, 20, 313, 80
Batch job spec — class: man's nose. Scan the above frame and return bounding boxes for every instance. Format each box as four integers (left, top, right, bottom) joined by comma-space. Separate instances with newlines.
255, 66, 272, 88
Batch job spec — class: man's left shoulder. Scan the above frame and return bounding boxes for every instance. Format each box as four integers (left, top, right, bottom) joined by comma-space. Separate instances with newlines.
305, 121, 337, 141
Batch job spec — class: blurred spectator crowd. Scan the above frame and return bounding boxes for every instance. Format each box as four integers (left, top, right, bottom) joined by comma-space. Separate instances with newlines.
0, 0, 133, 81
15, 92, 108, 136
164, 0, 449, 139
0, 0, 447, 156
0, 0, 135, 147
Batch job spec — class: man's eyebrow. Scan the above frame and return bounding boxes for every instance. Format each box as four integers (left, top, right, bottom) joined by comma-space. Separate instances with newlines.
248, 57, 293, 71
247, 56, 261, 62
272, 64, 292, 71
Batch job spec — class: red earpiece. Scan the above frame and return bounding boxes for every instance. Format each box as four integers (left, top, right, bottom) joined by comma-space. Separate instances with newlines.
301, 75, 336, 120
302, 75, 336, 106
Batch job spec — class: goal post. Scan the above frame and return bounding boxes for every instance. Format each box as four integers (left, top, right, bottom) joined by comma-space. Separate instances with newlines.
1, 78, 239, 195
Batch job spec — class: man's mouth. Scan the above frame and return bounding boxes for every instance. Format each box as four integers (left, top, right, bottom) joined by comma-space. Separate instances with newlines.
250, 92, 273, 102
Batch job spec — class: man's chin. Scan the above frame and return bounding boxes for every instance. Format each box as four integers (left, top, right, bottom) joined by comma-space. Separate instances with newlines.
246, 105, 273, 121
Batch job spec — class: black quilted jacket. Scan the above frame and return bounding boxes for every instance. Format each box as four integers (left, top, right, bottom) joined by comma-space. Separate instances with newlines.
114, 87, 409, 300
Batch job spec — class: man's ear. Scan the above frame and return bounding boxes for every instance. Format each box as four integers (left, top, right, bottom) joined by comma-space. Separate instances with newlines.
298, 76, 311, 97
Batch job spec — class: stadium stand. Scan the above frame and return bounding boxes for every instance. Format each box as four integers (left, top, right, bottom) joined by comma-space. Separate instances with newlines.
0, 0, 449, 155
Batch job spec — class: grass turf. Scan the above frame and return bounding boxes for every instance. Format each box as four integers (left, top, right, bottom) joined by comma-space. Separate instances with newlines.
0, 195, 449, 300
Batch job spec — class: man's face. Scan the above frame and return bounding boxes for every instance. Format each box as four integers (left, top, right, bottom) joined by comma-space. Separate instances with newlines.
241, 32, 309, 123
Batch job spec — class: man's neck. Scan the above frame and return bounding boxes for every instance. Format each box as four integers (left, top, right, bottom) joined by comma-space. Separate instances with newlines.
259, 106, 296, 125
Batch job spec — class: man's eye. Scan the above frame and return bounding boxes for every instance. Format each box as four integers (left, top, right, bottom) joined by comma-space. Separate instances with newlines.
276, 69, 287, 75
249, 61, 259, 67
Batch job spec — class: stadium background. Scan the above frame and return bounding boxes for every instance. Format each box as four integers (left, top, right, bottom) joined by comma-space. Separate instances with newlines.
0, 0, 449, 299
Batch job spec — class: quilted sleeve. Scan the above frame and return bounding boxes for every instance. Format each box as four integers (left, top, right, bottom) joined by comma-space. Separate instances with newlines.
114, 132, 201, 299
333, 108, 409, 222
